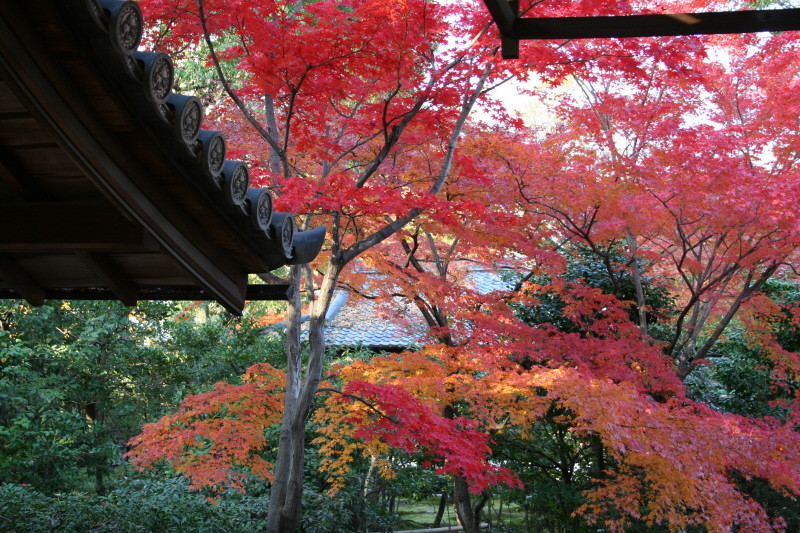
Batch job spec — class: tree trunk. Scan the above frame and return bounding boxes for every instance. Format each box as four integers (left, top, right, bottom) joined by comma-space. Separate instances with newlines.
592, 435, 605, 480
625, 233, 649, 337
433, 491, 447, 527
266, 266, 304, 533
266, 263, 342, 532
453, 477, 488, 533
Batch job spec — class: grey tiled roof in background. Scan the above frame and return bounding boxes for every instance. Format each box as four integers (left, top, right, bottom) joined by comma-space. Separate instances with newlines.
324, 291, 430, 350
465, 268, 514, 294
323, 267, 515, 350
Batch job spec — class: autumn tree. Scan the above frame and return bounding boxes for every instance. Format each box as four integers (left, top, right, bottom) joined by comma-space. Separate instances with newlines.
128, 0, 800, 530
503, 27, 800, 380
313, 303, 800, 532
136, 0, 529, 529
309, 10, 800, 530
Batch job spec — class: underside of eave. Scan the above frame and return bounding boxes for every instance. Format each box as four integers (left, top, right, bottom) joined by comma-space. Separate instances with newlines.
0, 1, 300, 315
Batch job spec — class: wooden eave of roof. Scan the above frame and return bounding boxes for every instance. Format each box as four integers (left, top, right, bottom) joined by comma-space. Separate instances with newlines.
0, 1, 299, 315
481, 2, 800, 59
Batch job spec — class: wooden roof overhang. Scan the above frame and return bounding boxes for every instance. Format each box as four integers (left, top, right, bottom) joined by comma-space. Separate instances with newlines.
482, 2, 800, 58
0, 1, 325, 315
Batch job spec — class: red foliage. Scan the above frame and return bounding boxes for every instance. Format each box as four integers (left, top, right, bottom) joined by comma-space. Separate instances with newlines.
126, 1, 800, 530
339, 381, 520, 493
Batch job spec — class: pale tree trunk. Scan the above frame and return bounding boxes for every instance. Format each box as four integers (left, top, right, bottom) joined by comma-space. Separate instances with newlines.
453, 477, 488, 533
266, 266, 304, 532
625, 233, 649, 337
266, 262, 342, 533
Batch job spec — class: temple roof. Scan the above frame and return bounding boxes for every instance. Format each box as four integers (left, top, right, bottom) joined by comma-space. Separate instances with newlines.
0, 1, 324, 315
324, 291, 430, 351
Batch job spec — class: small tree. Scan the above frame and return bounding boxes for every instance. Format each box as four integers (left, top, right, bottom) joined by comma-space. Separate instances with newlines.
139, 0, 531, 528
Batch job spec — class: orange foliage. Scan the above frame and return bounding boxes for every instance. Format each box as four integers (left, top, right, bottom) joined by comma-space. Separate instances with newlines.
126, 363, 285, 492
315, 379, 521, 496
316, 342, 800, 532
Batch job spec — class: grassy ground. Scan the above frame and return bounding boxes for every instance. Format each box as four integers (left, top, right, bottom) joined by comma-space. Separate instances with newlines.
394, 497, 526, 531
394, 498, 457, 529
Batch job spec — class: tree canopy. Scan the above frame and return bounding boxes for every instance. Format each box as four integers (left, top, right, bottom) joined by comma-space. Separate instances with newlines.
4, 0, 800, 532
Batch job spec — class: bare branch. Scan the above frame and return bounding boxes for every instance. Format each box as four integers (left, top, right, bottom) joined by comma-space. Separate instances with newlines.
316, 388, 399, 424
195, 0, 288, 171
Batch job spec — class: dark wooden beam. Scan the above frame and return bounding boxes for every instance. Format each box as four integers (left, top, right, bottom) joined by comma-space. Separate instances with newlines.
0, 254, 44, 305
481, 4, 800, 58
502, 0, 519, 61
0, 284, 293, 303
0, 144, 38, 200
79, 252, 138, 306
0, 202, 152, 251
483, 0, 516, 36
516, 9, 800, 40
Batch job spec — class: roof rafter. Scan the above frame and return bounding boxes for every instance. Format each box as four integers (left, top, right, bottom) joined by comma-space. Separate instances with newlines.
79, 252, 139, 306
0, 254, 44, 305
0, 203, 152, 251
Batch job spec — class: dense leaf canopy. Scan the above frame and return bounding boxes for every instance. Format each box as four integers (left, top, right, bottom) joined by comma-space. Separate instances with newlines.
79, 0, 800, 531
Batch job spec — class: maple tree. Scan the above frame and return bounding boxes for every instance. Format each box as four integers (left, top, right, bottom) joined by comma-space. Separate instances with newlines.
125, 0, 800, 530
501, 27, 800, 380
312, 337, 800, 532
318, 20, 800, 530
137, 0, 528, 529
127, 363, 285, 493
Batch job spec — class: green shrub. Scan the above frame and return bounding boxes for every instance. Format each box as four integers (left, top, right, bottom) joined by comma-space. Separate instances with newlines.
0, 479, 268, 532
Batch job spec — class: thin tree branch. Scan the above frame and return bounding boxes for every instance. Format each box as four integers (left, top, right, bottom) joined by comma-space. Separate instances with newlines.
317, 388, 399, 424
195, 0, 288, 170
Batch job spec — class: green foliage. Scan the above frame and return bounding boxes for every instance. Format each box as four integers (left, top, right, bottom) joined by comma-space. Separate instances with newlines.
0, 479, 268, 532
682, 278, 800, 531
166, 309, 286, 393
762, 276, 800, 353
511, 247, 673, 335
301, 480, 396, 533
149, 27, 244, 106
493, 419, 598, 533
685, 276, 800, 420
0, 300, 177, 493
686, 333, 784, 418
733, 474, 800, 533
0, 299, 284, 495
300, 436, 399, 532
747, 0, 800, 9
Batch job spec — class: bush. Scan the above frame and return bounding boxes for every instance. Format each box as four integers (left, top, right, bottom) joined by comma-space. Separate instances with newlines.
0, 479, 268, 532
